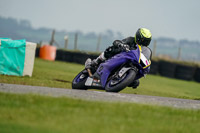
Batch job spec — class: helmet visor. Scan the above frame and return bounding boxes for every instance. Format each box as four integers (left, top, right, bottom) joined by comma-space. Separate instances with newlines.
141, 38, 151, 46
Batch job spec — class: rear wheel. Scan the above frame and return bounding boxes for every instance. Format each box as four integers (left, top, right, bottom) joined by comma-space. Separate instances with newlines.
72, 70, 88, 90
105, 69, 136, 92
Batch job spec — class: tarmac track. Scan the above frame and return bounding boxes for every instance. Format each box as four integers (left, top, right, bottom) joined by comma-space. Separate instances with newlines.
0, 83, 200, 110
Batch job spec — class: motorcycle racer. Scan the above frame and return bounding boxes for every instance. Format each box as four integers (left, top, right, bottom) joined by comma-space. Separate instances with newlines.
86, 28, 152, 89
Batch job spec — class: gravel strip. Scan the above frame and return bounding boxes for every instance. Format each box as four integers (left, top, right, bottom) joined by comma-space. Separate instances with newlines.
0, 83, 200, 109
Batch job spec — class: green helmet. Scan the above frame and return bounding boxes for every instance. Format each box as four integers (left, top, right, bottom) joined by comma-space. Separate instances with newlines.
135, 28, 152, 46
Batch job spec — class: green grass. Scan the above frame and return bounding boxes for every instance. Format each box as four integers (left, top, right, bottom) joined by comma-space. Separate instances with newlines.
0, 58, 200, 99
122, 75, 200, 100
0, 92, 200, 133
0, 58, 81, 88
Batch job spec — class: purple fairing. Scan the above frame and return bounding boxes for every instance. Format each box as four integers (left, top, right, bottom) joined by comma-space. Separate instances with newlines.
97, 45, 149, 87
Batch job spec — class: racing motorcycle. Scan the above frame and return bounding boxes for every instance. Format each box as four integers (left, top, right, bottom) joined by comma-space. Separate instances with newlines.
72, 45, 152, 92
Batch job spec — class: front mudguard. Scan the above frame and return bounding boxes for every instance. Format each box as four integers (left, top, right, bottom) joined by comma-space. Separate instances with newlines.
105, 69, 137, 92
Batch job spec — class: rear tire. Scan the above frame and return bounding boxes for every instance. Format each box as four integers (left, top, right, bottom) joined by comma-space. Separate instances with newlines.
105, 69, 136, 92
72, 70, 88, 90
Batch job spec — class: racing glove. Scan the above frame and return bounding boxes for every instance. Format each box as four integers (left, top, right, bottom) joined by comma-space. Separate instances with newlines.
113, 40, 130, 52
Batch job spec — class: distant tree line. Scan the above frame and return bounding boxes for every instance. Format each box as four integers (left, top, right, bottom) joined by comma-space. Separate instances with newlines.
0, 16, 200, 61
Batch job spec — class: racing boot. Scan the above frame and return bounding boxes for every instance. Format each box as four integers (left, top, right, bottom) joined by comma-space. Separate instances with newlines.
85, 52, 106, 71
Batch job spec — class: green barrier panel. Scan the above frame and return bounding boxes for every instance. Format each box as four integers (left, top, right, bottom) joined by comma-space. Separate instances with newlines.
0, 39, 26, 76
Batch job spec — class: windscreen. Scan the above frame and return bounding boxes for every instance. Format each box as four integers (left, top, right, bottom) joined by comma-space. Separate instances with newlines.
141, 46, 152, 60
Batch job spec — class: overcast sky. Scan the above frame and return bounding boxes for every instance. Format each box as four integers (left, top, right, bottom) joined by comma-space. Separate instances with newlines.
0, 0, 200, 41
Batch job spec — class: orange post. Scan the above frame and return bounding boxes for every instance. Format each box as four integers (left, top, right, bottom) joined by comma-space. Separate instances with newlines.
39, 45, 56, 61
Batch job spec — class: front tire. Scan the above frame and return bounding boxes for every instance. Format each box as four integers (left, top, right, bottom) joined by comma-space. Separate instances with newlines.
105, 69, 136, 92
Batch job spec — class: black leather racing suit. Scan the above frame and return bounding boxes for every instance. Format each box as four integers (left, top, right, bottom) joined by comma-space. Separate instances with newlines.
104, 36, 137, 59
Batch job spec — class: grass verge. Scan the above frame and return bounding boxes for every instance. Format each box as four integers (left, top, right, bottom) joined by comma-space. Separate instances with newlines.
0, 92, 200, 133
0, 58, 200, 99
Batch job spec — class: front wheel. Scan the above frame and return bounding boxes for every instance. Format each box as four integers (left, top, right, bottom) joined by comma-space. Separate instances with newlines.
105, 69, 136, 92
72, 70, 88, 90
